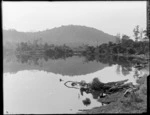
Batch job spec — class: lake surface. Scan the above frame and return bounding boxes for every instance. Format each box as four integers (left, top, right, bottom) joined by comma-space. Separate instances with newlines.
3, 54, 149, 114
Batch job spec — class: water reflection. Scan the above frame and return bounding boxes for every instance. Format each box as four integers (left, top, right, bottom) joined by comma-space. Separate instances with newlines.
3, 52, 149, 114
4, 70, 102, 114
4, 64, 148, 114
4, 54, 108, 76
4, 51, 146, 77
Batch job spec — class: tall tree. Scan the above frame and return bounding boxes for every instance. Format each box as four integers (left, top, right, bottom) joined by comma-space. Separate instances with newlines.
139, 28, 143, 40
133, 25, 140, 42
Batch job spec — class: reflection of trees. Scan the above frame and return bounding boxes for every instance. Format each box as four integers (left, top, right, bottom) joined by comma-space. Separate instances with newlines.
15, 49, 138, 76
15, 41, 147, 75
83, 54, 95, 63
16, 53, 41, 65
83, 54, 135, 76
16, 54, 31, 64
16, 52, 73, 66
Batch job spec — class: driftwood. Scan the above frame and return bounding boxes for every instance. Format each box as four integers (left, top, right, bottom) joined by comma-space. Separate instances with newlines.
64, 78, 139, 106
64, 78, 133, 96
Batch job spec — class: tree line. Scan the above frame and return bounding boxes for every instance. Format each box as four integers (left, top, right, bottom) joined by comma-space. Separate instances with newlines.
15, 25, 149, 59
82, 26, 149, 58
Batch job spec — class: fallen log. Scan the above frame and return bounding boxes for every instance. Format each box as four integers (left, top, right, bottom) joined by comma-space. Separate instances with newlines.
64, 78, 139, 107
64, 78, 132, 96
90, 78, 129, 91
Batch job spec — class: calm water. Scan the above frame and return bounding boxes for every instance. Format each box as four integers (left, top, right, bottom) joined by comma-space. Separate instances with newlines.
3, 54, 149, 114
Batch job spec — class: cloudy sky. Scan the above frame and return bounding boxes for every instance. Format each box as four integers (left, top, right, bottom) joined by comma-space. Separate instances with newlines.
2, 1, 146, 38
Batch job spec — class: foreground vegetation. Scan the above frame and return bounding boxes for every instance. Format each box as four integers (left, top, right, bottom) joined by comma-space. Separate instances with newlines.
77, 73, 148, 114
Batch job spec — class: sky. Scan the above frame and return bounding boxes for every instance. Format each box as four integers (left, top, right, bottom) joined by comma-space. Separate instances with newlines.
2, 1, 146, 38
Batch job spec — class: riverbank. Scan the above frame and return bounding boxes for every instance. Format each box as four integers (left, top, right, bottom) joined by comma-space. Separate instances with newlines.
113, 53, 149, 60
77, 72, 148, 114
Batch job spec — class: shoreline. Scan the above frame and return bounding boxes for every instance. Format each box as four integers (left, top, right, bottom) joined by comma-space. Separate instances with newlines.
77, 72, 148, 114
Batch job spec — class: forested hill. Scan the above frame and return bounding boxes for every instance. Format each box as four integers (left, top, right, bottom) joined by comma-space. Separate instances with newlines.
3, 25, 116, 47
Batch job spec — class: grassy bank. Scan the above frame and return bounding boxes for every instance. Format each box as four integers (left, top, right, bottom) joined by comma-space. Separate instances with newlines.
77, 73, 148, 114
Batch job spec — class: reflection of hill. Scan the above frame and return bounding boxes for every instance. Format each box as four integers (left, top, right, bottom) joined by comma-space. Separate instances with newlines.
4, 51, 145, 76
3, 56, 108, 76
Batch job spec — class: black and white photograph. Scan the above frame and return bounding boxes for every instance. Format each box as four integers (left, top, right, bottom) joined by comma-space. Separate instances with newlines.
3, 1, 149, 114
